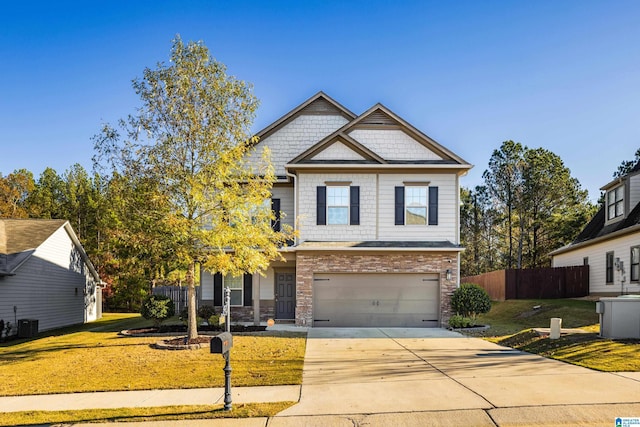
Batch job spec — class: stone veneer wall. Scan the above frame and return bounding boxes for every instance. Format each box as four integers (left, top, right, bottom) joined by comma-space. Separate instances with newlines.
295, 252, 458, 327
213, 301, 275, 323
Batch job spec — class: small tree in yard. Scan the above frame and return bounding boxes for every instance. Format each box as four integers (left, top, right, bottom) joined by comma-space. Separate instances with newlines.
93, 36, 295, 341
141, 295, 175, 328
450, 283, 491, 325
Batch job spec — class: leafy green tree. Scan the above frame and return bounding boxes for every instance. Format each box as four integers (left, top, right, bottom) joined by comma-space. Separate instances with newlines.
59, 164, 103, 254
482, 141, 524, 268
0, 169, 36, 218
140, 294, 175, 328
613, 148, 640, 178
94, 36, 295, 339
27, 167, 65, 219
465, 142, 595, 273
519, 148, 594, 267
460, 185, 500, 275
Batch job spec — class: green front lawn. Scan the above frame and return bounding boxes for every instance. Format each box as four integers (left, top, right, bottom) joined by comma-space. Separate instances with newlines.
0, 313, 306, 396
472, 298, 599, 337
469, 299, 640, 372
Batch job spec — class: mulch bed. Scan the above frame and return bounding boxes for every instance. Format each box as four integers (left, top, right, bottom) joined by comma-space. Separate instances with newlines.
126, 324, 267, 335
121, 324, 267, 350
164, 336, 213, 346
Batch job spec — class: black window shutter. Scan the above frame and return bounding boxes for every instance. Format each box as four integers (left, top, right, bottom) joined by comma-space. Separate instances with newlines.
271, 198, 281, 231
429, 186, 438, 225
213, 273, 223, 306
350, 186, 360, 225
317, 186, 326, 225
395, 186, 405, 225
243, 274, 253, 307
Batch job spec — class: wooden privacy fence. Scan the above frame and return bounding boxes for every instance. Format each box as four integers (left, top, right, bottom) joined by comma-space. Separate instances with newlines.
461, 266, 589, 301
152, 286, 200, 312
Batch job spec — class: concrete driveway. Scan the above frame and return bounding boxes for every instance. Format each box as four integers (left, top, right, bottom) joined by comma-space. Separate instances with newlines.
275, 328, 640, 426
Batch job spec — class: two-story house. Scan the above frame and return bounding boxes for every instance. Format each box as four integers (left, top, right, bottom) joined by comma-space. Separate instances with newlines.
199, 92, 472, 327
552, 162, 640, 296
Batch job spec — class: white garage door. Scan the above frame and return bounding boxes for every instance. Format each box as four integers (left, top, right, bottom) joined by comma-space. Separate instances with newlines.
313, 273, 439, 327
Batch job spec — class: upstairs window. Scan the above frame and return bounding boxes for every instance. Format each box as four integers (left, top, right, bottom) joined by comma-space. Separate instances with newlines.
316, 185, 360, 225
327, 186, 349, 225
405, 186, 428, 225
607, 186, 624, 220
395, 186, 438, 226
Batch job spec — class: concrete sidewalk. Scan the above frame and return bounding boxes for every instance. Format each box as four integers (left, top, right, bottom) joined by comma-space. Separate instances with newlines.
0, 385, 300, 413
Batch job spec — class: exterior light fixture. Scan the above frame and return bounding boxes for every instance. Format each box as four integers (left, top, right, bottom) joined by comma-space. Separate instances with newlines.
446, 269, 452, 281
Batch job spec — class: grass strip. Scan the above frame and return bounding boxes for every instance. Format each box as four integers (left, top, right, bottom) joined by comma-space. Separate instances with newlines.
493, 329, 640, 371
0, 402, 295, 426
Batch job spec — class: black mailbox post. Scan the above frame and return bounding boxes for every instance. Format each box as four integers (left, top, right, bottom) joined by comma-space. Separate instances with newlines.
211, 286, 234, 411
210, 332, 233, 354
210, 331, 234, 411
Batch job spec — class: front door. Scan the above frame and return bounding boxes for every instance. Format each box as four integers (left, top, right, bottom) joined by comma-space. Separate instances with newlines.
275, 270, 295, 319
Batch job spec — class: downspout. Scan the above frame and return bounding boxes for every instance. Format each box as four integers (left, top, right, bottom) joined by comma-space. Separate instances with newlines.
285, 169, 299, 326
285, 170, 298, 246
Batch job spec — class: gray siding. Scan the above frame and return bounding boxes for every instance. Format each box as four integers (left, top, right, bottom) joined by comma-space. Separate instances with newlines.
247, 114, 349, 176
296, 172, 459, 243
0, 227, 99, 333
553, 232, 640, 295
271, 186, 295, 229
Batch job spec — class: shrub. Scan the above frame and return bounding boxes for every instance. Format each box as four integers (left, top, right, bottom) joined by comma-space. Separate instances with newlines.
140, 295, 175, 327
197, 305, 216, 325
448, 314, 475, 329
178, 306, 189, 324
450, 283, 491, 323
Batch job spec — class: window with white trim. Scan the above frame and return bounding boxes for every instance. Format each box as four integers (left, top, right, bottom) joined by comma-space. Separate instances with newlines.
607, 185, 624, 220
632, 246, 640, 282
606, 252, 614, 284
223, 274, 243, 306
405, 186, 428, 225
327, 186, 349, 225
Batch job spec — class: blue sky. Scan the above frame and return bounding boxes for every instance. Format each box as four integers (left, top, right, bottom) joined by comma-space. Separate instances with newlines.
1, 1, 639, 201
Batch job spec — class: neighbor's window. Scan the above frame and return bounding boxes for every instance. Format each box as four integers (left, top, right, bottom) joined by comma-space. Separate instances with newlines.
607, 186, 624, 220
223, 274, 243, 306
606, 252, 614, 284
327, 186, 349, 225
632, 247, 640, 282
405, 186, 427, 225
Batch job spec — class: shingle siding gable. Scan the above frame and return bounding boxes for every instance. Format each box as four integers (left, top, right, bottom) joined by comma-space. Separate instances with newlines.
248, 115, 349, 176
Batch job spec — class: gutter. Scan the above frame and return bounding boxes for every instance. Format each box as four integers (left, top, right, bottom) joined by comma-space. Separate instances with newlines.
285, 170, 299, 247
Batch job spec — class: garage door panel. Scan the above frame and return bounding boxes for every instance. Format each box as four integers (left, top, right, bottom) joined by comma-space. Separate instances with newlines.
313, 273, 439, 327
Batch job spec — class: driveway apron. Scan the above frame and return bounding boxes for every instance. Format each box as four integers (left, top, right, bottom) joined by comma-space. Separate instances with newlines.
277, 327, 640, 421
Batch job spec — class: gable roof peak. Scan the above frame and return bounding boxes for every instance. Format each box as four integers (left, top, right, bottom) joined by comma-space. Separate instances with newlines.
254, 92, 356, 141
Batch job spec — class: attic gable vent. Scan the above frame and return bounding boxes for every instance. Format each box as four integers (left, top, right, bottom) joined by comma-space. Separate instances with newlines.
359, 109, 398, 126
303, 98, 344, 115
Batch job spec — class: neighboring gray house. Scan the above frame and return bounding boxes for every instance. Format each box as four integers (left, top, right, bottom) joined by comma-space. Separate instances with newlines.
552, 162, 640, 296
0, 219, 102, 335
199, 92, 472, 327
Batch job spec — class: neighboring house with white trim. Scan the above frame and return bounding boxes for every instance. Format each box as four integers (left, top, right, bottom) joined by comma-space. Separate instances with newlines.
0, 219, 102, 335
199, 92, 472, 327
551, 163, 640, 296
